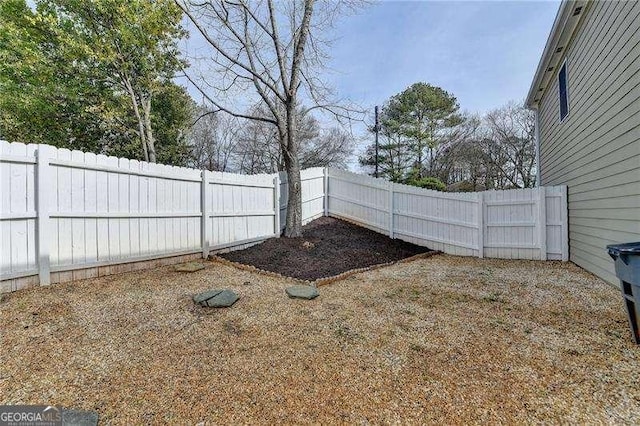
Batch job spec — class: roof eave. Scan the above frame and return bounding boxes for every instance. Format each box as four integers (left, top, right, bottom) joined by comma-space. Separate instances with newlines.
525, 0, 588, 109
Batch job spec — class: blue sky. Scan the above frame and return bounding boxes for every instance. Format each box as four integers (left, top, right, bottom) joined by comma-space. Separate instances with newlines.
324, 0, 560, 115
181, 1, 561, 168
183, 1, 560, 116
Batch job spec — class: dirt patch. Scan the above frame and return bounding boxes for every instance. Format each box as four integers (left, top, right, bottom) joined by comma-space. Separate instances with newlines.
219, 217, 431, 280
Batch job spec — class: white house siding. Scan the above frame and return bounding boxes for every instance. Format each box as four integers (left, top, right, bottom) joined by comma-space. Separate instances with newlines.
537, 0, 640, 285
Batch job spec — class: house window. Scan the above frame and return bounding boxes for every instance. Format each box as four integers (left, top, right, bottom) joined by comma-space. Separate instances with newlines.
558, 61, 569, 121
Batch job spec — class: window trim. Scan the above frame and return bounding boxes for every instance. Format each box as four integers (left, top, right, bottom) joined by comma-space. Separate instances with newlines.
558, 58, 570, 122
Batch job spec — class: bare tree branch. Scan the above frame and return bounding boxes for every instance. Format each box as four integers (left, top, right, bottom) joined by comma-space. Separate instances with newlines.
177, 0, 366, 236
182, 70, 277, 124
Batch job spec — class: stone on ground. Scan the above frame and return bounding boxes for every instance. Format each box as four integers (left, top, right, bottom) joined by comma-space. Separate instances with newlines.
286, 285, 319, 300
174, 262, 205, 273
205, 290, 240, 307
193, 289, 240, 308
193, 289, 223, 305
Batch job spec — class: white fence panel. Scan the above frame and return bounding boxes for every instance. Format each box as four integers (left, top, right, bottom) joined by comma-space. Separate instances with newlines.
392, 182, 479, 256
207, 171, 277, 251
325, 168, 568, 261
483, 187, 540, 259
327, 168, 390, 235
0, 141, 38, 285
544, 185, 569, 261
47, 148, 203, 273
1, 142, 333, 291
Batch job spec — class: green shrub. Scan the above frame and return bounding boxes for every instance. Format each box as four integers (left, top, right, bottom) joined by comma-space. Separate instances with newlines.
405, 176, 446, 191
447, 180, 476, 192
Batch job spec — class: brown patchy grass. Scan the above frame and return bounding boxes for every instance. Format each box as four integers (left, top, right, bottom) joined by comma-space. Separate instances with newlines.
0, 255, 638, 424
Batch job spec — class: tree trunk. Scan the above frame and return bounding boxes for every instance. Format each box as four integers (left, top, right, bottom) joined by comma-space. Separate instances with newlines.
284, 154, 302, 237
283, 103, 302, 237
123, 78, 149, 162
142, 96, 156, 163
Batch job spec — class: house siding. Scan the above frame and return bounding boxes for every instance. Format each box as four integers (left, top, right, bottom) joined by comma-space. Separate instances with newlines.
537, 0, 640, 285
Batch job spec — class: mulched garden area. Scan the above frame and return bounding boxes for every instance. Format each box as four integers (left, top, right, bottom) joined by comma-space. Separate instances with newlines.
219, 216, 431, 280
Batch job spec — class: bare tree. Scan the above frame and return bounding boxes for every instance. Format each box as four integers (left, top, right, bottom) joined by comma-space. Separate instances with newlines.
234, 109, 282, 174
484, 102, 536, 188
189, 105, 240, 171
189, 101, 355, 175
436, 103, 536, 190
431, 115, 488, 188
232, 104, 354, 174
176, 0, 362, 237
300, 127, 354, 170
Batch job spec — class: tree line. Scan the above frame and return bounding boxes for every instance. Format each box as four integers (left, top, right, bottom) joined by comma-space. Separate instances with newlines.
359, 83, 536, 191
0, 0, 193, 164
189, 104, 354, 174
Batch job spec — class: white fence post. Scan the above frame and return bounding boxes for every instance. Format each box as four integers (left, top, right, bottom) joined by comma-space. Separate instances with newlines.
323, 167, 329, 217
388, 181, 394, 238
538, 186, 547, 261
36, 145, 52, 285
477, 191, 484, 258
561, 185, 569, 261
201, 170, 210, 259
273, 174, 281, 237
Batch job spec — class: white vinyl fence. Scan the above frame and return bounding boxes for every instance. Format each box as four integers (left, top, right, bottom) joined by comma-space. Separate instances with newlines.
1, 142, 567, 292
0, 142, 324, 291
326, 168, 568, 261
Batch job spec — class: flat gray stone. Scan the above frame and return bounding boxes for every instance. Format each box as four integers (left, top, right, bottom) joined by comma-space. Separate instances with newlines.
205, 289, 240, 308
62, 409, 99, 426
286, 285, 319, 300
174, 262, 205, 273
193, 289, 223, 305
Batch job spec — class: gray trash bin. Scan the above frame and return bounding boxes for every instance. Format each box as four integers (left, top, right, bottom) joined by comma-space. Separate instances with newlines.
607, 242, 640, 344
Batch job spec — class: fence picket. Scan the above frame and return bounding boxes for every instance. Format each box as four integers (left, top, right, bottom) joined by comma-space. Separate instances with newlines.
201, 170, 210, 258
35, 145, 52, 285
538, 186, 547, 260
388, 182, 394, 238
273, 174, 280, 236
477, 192, 484, 258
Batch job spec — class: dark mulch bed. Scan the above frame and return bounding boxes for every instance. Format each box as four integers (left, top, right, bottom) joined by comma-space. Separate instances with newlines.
219, 217, 431, 281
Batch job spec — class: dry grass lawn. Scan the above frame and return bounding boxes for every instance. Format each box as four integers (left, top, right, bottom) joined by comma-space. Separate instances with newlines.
1, 255, 639, 424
